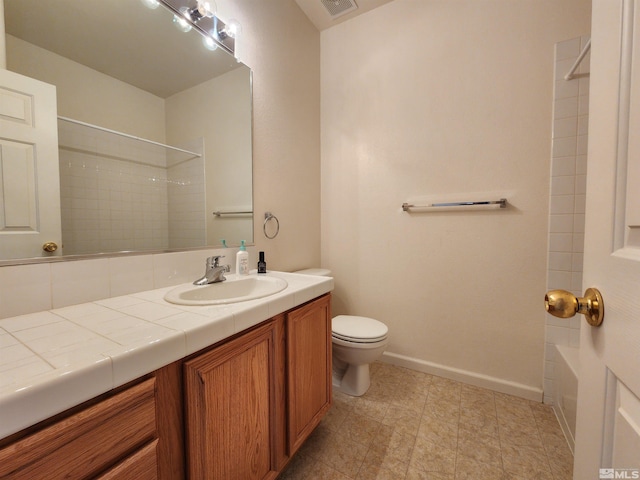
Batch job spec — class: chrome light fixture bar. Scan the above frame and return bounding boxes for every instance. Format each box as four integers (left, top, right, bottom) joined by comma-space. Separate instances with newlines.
156, 0, 237, 56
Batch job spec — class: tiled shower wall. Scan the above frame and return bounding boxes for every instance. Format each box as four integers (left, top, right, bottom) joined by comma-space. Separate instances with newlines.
543, 36, 590, 404
58, 120, 205, 255
167, 139, 206, 249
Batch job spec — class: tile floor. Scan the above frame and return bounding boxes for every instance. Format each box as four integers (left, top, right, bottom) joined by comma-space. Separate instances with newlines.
279, 362, 573, 479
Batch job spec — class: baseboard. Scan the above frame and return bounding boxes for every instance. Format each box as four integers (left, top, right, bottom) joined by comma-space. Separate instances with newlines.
380, 351, 543, 403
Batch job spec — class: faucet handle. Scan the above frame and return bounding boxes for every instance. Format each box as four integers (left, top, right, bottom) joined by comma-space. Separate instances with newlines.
206, 255, 225, 268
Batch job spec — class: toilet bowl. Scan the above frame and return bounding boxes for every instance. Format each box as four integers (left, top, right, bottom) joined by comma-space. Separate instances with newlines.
294, 269, 389, 396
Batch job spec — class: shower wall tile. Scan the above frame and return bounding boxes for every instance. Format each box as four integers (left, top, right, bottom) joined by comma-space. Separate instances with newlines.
549, 214, 574, 233
551, 157, 576, 177
554, 79, 580, 100
549, 195, 575, 214
553, 117, 578, 138
57, 120, 206, 256
552, 137, 577, 158
555, 37, 581, 60
548, 252, 572, 272
551, 176, 575, 195
554, 97, 579, 119
544, 35, 590, 405
549, 233, 573, 252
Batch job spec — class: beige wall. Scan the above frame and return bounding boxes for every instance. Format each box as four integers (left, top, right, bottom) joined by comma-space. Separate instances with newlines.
6, 35, 166, 142
321, 0, 591, 396
216, 0, 321, 271
165, 67, 253, 246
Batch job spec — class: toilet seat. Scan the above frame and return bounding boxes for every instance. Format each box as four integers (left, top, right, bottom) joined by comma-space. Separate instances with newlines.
332, 315, 388, 344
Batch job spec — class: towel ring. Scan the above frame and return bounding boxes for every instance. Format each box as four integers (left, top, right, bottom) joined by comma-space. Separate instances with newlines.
263, 212, 280, 239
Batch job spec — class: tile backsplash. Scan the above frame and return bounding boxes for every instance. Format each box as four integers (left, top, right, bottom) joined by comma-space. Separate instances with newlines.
0, 247, 243, 320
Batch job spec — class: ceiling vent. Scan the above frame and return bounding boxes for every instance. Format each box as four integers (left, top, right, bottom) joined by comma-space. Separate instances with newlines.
320, 0, 358, 19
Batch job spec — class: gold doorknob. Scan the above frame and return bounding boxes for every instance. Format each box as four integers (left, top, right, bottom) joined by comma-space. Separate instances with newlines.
545, 288, 604, 326
42, 242, 58, 253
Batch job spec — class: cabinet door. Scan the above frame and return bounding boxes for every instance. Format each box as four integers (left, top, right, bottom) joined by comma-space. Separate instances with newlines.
184, 320, 281, 480
287, 294, 332, 454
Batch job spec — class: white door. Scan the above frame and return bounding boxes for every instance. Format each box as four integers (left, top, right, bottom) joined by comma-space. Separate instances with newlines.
0, 69, 61, 259
573, 0, 640, 478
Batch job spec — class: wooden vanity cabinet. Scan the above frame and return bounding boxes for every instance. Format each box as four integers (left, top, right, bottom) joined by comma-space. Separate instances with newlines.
183, 293, 332, 478
0, 378, 159, 480
0, 293, 331, 479
286, 294, 332, 455
184, 317, 285, 480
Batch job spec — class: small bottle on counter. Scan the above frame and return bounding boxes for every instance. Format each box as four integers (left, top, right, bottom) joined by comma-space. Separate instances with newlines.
236, 240, 249, 275
257, 251, 267, 274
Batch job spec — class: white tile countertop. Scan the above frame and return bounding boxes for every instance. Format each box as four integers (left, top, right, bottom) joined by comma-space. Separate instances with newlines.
0, 271, 333, 440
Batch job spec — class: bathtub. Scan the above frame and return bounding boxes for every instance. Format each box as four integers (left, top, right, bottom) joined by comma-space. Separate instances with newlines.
553, 345, 579, 453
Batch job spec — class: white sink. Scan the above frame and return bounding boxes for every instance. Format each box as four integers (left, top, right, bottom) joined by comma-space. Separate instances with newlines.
164, 275, 288, 306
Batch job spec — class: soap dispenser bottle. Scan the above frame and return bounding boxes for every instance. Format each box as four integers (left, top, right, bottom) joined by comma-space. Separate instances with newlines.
236, 240, 249, 276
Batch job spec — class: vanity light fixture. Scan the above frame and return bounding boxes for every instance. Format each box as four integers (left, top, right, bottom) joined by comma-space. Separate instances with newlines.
154, 0, 240, 56
216, 18, 241, 40
184, 0, 215, 22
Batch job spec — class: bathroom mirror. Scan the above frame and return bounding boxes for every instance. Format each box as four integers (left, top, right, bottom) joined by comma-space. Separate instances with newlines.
2, 0, 253, 262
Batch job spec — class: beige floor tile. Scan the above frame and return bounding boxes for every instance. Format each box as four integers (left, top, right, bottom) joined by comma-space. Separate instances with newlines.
424, 397, 460, 425
458, 408, 499, 436
382, 404, 422, 437
356, 459, 409, 479
501, 443, 553, 478
278, 452, 317, 479
297, 421, 333, 460
369, 424, 415, 463
391, 389, 428, 413
352, 395, 391, 421
405, 469, 453, 480
457, 422, 502, 467
311, 461, 355, 480
417, 413, 458, 450
318, 430, 370, 477
455, 454, 510, 480
409, 436, 457, 476
282, 363, 573, 480
340, 412, 383, 447
322, 395, 353, 432
499, 423, 544, 449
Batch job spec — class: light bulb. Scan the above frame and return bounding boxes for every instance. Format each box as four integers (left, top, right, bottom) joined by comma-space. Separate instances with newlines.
196, 0, 216, 18
140, 0, 160, 9
173, 14, 192, 33
224, 19, 242, 38
202, 36, 218, 51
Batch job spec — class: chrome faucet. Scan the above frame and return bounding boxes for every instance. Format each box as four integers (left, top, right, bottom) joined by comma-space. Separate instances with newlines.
193, 256, 230, 285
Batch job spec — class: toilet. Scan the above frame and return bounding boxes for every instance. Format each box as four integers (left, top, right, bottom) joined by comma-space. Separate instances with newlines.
294, 268, 389, 396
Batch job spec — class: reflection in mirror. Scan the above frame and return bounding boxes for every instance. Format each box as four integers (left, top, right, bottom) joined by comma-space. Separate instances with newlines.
2, 0, 253, 261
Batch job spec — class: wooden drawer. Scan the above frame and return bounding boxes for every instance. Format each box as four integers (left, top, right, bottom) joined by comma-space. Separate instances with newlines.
96, 439, 159, 480
0, 378, 157, 479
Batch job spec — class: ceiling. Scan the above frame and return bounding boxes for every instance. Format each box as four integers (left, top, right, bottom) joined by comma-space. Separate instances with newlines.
3, 0, 241, 98
294, 0, 394, 31
4, 0, 393, 98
